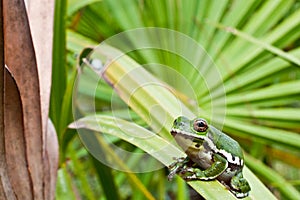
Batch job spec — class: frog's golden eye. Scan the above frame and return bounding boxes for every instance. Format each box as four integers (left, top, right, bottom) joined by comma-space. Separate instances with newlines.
193, 119, 208, 132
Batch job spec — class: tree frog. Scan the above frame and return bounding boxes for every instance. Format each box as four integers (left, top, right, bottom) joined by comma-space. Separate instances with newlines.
168, 116, 251, 198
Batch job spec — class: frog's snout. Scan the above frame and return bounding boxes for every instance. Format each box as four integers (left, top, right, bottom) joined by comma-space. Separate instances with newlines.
172, 116, 191, 136
173, 116, 189, 125
173, 118, 182, 127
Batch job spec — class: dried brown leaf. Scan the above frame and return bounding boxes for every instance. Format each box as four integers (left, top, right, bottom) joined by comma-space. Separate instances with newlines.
0, 2, 16, 199
26, 0, 55, 137
4, 67, 33, 199
26, 1, 58, 199
3, 0, 44, 199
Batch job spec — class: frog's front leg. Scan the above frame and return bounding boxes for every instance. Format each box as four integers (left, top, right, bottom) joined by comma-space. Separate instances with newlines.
230, 171, 251, 198
180, 154, 228, 181
168, 157, 191, 181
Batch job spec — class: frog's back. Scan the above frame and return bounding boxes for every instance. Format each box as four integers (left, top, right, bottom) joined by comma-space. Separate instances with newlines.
208, 126, 244, 160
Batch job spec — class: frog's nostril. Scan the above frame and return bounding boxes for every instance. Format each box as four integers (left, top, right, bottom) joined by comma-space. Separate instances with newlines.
173, 116, 189, 127
173, 119, 178, 125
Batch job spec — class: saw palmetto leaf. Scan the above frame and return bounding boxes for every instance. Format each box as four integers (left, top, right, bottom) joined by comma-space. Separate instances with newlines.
61, 0, 300, 199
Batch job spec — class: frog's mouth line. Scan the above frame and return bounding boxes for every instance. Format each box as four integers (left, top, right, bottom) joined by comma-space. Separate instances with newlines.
170, 128, 205, 140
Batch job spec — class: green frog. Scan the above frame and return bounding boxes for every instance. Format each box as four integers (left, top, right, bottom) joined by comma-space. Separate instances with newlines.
168, 116, 251, 198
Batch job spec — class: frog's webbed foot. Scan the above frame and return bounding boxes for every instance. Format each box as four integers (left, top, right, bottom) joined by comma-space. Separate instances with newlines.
230, 172, 251, 198
168, 157, 190, 181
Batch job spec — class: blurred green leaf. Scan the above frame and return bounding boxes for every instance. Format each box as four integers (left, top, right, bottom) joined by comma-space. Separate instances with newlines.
67, 0, 102, 16
56, 166, 77, 200
246, 154, 300, 199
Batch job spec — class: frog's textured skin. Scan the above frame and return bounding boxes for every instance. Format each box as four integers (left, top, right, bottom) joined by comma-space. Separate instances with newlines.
168, 116, 251, 198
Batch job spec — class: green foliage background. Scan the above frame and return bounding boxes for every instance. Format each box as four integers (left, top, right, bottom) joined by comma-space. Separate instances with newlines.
50, 0, 300, 199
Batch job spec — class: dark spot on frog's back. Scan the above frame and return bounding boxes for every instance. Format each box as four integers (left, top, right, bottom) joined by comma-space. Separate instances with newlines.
231, 155, 236, 162
195, 143, 200, 148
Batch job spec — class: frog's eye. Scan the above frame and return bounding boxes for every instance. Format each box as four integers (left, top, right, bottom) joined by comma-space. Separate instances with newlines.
193, 119, 208, 132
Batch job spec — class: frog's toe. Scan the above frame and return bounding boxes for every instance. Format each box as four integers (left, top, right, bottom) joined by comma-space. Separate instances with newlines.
168, 163, 176, 169
168, 161, 179, 169
232, 191, 249, 199
168, 157, 188, 169
182, 174, 198, 181
173, 157, 186, 162
167, 172, 175, 181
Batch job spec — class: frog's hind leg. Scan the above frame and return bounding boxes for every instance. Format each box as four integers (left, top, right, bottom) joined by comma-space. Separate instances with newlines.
230, 172, 251, 198
168, 157, 191, 181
